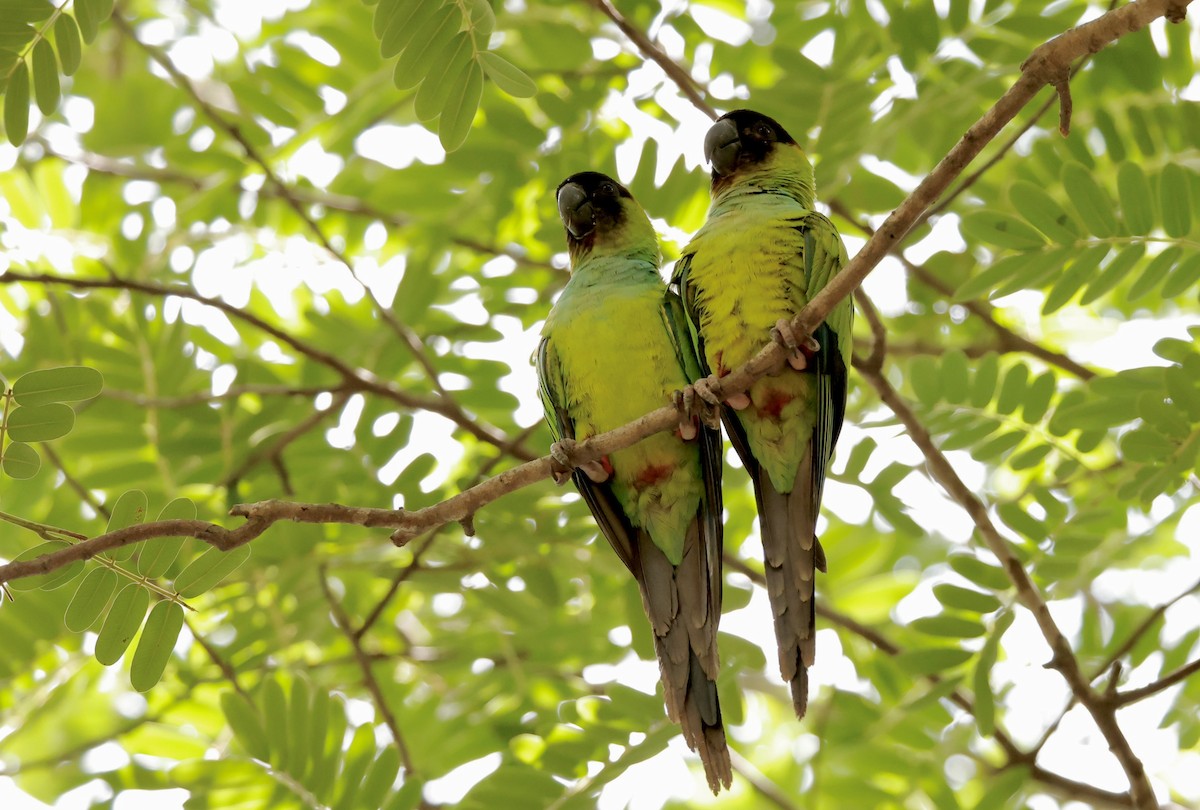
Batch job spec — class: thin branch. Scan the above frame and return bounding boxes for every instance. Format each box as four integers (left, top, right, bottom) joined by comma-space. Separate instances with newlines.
858, 363, 1157, 808
583, 0, 717, 118
43, 444, 111, 519
1115, 658, 1200, 707
109, 12, 494, 433
187, 616, 251, 700
1093, 575, 1200, 681
222, 392, 351, 494
1, 270, 533, 459
853, 289, 887, 372
318, 567, 415, 774
103, 385, 338, 408
729, 750, 799, 810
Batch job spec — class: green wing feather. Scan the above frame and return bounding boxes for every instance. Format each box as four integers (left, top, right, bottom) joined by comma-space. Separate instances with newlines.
535, 336, 637, 572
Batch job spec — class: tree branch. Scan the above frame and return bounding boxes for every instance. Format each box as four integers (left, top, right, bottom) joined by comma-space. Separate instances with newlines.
318, 568, 415, 775
0, 270, 534, 460
1115, 658, 1200, 708
582, 0, 717, 119
857, 363, 1157, 808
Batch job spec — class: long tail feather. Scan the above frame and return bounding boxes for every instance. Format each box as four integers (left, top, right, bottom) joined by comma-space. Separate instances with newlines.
756, 442, 822, 719
634, 524, 731, 793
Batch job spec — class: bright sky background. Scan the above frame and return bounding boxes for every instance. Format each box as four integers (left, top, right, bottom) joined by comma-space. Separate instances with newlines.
3, 0, 1200, 808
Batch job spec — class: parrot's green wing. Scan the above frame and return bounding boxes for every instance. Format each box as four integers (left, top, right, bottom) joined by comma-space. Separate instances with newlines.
803, 212, 851, 509
660, 289, 724, 612
535, 336, 637, 572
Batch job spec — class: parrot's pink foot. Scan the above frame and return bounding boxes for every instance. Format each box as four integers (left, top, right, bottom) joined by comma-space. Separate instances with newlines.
550, 438, 610, 484
772, 319, 820, 371
693, 375, 750, 412
672, 385, 720, 434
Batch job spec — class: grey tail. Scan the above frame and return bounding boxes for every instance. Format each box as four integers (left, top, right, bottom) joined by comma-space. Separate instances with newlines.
633, 521, 732, 793
755, 442, 825, 719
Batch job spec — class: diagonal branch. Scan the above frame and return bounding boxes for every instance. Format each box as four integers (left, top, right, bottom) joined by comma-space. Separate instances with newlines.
582, 0, 716, 118
1115, 658, 1200, 708
857, 362, 1157, 808
318, 567, 415, 774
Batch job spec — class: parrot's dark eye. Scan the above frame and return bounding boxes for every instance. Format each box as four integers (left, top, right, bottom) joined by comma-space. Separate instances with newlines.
754, 122, 774, 140
600, 181, 617, 195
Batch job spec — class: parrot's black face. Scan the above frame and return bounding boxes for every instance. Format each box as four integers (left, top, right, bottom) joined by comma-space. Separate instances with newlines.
556, 172, 631, 246
705, 109, 798, 180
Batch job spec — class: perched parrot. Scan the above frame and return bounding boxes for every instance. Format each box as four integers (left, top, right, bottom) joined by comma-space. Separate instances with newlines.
536, 171, 732, 792
672, 110, 853, 719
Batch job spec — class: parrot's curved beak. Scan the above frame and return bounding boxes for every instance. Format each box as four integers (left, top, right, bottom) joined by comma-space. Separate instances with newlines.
704, 118, 741, 177
557, 182, 595, 239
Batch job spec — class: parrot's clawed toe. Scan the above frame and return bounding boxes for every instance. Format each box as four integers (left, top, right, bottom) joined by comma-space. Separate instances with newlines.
549, 438, 611, 484
772, 318, 820, 371
673, 385, 720, 435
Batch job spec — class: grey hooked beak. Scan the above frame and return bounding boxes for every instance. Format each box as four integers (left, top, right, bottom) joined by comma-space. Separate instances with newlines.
557, 182, 595, 239
704, 118, 741, 176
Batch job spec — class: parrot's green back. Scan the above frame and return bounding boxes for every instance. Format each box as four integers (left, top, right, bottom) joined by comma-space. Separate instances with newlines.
673, 111, 853, 719
537, 173, 730, 792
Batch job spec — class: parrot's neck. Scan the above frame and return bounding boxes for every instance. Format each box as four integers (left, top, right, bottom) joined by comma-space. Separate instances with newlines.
568, 250, 662, 287
711, 153, 816, 212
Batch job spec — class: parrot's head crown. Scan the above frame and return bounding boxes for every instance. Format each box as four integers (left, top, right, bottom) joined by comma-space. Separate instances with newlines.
704, 110, 814, 202
556, 172, 657, 266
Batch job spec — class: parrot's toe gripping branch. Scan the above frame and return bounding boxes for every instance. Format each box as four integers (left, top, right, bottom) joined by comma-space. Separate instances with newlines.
694, 374, 750, 411
549, 439, 610, 485
672, 385, 720, 434
772, 319, 821, 371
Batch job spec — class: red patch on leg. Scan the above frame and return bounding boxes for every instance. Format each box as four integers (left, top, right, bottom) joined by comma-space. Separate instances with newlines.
635, 463, 674, 488
715, 351, 729, 377
759, 389, 793, 419
600, 456, 615, 477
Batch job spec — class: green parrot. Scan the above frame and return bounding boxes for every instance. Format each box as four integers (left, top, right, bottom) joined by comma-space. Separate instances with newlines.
672, 110, 853, 719
537, 172, 732, 793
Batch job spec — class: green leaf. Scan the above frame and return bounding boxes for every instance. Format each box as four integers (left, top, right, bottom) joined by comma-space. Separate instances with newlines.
1008, 443, 1052, 470
1161, 251, 1200, 298
940, 349, 969, 403
30, 38, 59, 115
933, 583, 1001, 613
1008, 181, 1079, 244
959, 210, 1046, 250
969, 353, 999, 407
894, 646, 973, 675
380, 0, 437, 59
465, 0, 495, 43
438, 61, 482, 151
1, 440, 41, 478
172, 544, 251, 598
0, 0, 54, 22
65, 567, 119, 632
996, 362, 1028, 415
1117, 162, 1155, 235
359, 747, 402, 810
1128, 247, 1181, 302
948, 555, 1010, 591
910, 615, 985, 638
1062, 162, 1118, 237
106, 489, 148, 561
1080, 243, 1147, 305
6, 402, 74, 442
373, 0, 403, 38
262, 677, 289, 768
138, 497, 196, 577
954, 253, 1029, 301
478, 50, 537, 98
287, 678, 312, 779
971, 429, 1024, 461
95, 583, 150, 665
1120, 428, 1174, 462
1160, 164, 1192, 239
909, 355, 941, 407
413, 32, 473, 122
4, 58, 29, 146
130, 601, 184, 691
393, 2, 458, 91
53, 13, 82, 75
997, 501, 1046, 542
839, 436, 876, 480
74, 0, 100, 44
13, 365, 103, 405
973, 610, 1014, 737
1042, 244, 1109, 314
1022, 371, 1056, 423
7, 540, 83, 591
221, 691, 271, 761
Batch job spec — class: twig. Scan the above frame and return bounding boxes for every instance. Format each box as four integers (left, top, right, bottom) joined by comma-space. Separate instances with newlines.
729, 750, 798, 810
187, 616, 251, 699
1093, 576, 1200, 680
318, 568, 415, 774
43, 445, 111, 519
582, 0, 717, 118
858, 363, 1157, 808
222, 392, 351, 494
0, 270, 533, 459
1115, 659, 1200, 707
